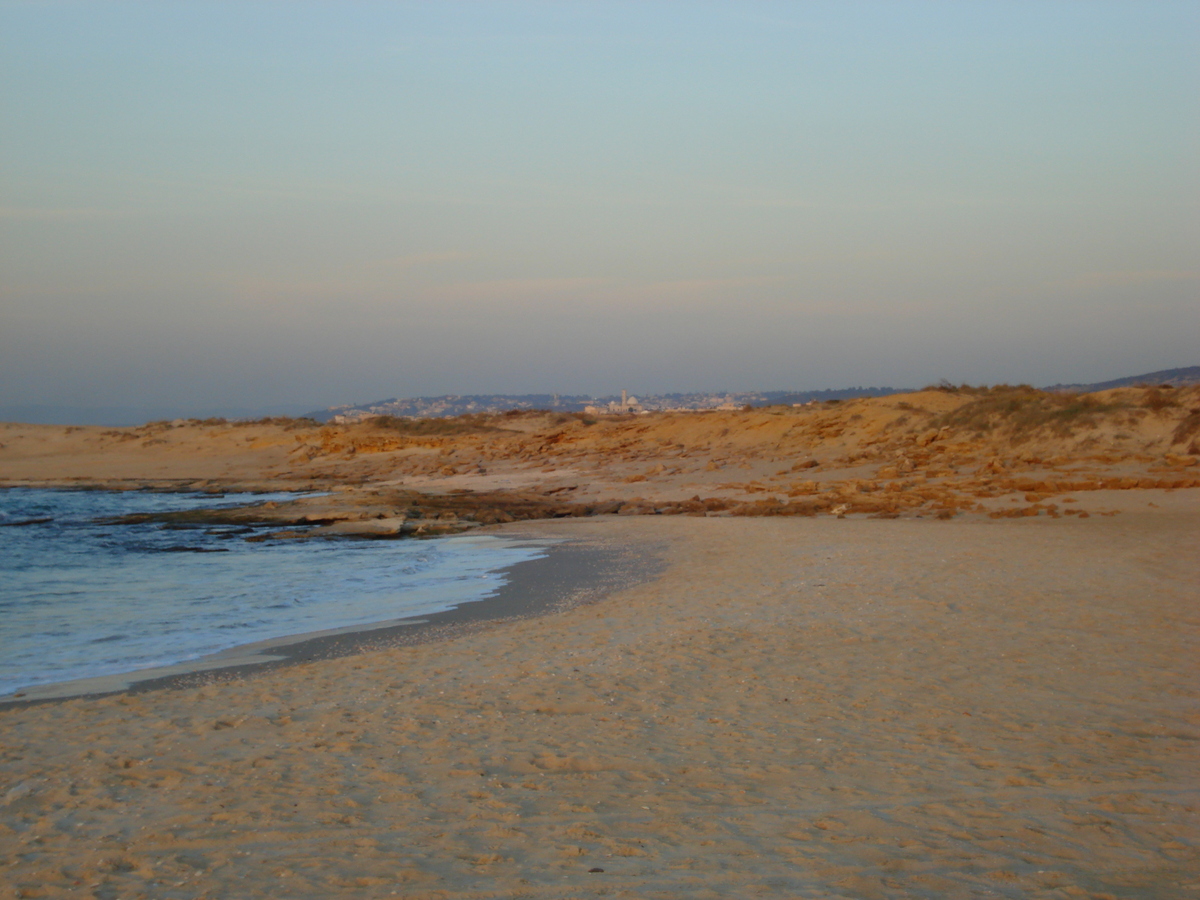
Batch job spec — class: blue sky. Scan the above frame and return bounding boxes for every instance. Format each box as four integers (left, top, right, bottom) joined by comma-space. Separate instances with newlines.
1, 1, 1196, 417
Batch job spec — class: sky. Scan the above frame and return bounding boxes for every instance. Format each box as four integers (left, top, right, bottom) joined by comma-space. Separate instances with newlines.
1, 1, 1197, 420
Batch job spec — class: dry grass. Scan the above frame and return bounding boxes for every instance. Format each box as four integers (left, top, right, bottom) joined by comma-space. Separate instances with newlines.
233, 417, 319, 430
1142, 387, 1180, 412
1171, 407, 1200, 447
363, 414, 501, 436
930, 386, 1126, 441
142, 417, 230, 428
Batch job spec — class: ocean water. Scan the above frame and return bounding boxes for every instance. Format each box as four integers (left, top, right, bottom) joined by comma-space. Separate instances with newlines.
0, 488, 549, 696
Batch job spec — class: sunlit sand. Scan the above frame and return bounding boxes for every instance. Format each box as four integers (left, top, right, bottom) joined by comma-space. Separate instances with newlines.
1, 386, 1197, 896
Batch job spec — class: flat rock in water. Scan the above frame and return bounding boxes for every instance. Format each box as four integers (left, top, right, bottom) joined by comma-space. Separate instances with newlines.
310, 517, 407, 536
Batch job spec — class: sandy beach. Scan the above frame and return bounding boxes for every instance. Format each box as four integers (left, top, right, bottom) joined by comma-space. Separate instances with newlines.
2, 387, 1199, 897
5, 2, 1196, 893
2, 493, 1198, 898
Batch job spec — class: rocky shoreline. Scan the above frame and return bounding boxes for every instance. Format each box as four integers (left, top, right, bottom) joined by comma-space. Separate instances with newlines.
109, 487, 738, 539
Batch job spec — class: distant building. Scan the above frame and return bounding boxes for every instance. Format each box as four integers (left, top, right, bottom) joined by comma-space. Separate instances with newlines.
584, 390, 644, 415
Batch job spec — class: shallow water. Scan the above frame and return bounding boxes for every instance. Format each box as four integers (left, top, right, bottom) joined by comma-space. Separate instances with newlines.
0, 488, 548, 695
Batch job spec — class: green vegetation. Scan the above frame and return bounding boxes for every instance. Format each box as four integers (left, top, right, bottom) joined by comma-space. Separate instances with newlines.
921, 381, 993, 394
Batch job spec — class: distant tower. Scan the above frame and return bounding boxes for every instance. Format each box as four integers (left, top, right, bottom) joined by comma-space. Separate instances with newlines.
621, 389, 628, 407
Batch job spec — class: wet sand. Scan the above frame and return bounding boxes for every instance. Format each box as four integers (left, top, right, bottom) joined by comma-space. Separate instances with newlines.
1, 500, 1197, 899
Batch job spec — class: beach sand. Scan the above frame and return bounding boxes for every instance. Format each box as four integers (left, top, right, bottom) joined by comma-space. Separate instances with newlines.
2, 495, 1197, 899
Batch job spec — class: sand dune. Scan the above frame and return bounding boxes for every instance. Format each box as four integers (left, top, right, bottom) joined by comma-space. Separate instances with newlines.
2, 385, 1197, 524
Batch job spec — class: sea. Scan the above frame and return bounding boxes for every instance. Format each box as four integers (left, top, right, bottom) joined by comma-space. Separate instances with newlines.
0, 488, 549, 696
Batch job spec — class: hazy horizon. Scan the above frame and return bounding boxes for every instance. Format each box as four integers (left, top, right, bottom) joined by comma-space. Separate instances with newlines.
6, 362, 1200, 427
3, 2, 1197, 419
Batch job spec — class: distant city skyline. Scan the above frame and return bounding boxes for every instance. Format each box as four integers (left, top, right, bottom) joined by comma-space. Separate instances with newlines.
2, 2, 1197, 418
6, 364, 1198, 426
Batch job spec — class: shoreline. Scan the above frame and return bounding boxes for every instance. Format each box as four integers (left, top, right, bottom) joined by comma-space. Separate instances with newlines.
1, 524, 663, 707
2, 393, 1197, 896
1, 512, 1196, 896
